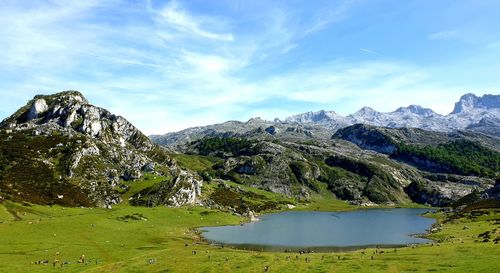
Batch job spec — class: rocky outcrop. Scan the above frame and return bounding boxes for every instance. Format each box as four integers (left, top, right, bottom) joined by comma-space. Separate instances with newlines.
482, 181, 500, 200
404, 178, 489, 207
332, 124, 397, 154
168, 170, 203, 206
128, 169, 203, 207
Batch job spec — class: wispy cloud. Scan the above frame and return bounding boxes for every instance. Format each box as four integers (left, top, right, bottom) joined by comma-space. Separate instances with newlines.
359, 48, 377, 54
303, 0, 352, 35
154, 1, 234, 41
428, 30, 459, 40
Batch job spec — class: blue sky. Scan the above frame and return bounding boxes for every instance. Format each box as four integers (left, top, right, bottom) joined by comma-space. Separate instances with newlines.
0, 0, 499, 134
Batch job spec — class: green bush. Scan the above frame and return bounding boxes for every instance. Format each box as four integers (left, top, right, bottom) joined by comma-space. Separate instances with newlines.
194, 137, 255, 157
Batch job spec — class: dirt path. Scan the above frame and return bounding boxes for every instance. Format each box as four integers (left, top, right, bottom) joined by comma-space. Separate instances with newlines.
5, 206, 22, 221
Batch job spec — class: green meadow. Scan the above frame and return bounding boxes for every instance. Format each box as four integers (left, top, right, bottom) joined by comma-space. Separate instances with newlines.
0, 199, 499, 273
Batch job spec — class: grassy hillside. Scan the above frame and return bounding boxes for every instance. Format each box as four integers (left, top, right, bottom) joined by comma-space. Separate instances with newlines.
0, 130, 91, 206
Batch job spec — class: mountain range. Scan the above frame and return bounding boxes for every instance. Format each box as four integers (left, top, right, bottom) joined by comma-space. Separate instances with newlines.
151, 93, 500, 147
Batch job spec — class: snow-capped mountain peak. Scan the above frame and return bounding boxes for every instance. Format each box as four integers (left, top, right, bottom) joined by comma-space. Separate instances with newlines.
393, 105, 438, 117
285, 110, 345, 123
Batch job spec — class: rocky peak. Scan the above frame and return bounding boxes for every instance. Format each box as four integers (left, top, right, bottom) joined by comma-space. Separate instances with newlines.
451, 93, 500, 114
247, 117, 266, 124
0, 90, 152, 151
350, 106, 380, 117
394, 105, 437, 117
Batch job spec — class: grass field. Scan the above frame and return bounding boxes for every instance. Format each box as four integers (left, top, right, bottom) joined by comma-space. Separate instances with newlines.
0, 200, 499, 273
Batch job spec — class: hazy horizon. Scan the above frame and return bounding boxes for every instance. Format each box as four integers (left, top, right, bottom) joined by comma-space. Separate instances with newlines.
1, 1, 500, 134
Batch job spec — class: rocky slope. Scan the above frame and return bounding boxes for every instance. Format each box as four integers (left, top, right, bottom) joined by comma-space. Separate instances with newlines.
177, 123, 497, 206
0, 91, 203, 207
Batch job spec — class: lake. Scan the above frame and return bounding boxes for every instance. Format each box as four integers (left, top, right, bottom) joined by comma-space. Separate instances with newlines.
200, 208, 435, 251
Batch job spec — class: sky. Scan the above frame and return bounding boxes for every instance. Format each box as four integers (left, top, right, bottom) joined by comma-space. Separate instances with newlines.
0, 0, 499, 135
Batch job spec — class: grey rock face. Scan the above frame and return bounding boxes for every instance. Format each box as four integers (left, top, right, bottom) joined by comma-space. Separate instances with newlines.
333, 124, 398, 154
451, 93, 500, 114
27, 99, 49, 120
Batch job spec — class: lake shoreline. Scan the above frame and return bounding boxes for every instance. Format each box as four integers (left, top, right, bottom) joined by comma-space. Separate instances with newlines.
196, 208, 437, 253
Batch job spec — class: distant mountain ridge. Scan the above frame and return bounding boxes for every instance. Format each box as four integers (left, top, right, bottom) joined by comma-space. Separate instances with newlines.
151, 93, 499, 147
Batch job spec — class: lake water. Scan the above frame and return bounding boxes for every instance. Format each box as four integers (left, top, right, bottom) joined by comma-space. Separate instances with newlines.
200, 208, 435, 251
